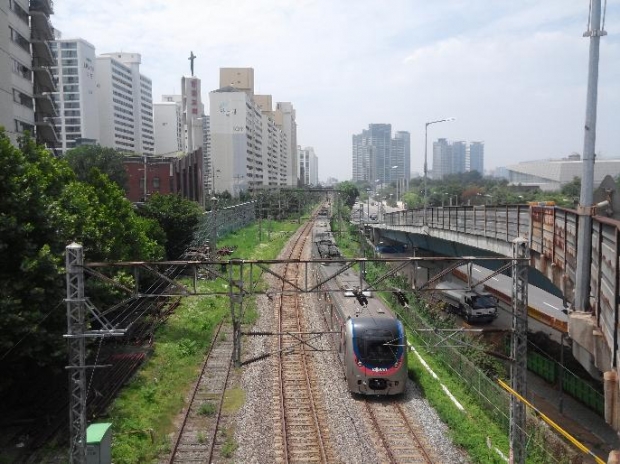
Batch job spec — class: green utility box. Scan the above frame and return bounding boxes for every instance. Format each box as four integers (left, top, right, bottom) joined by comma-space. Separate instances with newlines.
86, 423, 112, 464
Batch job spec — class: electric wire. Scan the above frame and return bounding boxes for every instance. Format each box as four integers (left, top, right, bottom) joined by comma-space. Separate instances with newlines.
0, 299, 64, 361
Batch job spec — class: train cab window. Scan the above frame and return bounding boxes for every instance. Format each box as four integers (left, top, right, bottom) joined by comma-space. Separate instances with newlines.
356, 329, 398, 367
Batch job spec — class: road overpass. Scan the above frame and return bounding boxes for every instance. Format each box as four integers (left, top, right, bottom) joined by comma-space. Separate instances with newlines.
372, 204, 620, 431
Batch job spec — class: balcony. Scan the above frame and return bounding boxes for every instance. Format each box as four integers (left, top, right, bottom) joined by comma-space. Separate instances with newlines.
31, 38, 55, 67
32, 61, 55, 93
34, 92, 57, 117
30, 0, 54, 16
30, 10, 54, 42
35, 114, 60, 146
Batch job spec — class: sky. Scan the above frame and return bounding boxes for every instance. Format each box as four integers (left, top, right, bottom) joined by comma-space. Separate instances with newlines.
53, 0, 619, 182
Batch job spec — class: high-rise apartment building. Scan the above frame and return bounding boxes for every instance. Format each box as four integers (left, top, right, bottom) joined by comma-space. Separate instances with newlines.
210, 68, 296, 193
352, 124, 409, 188
209, 86, 264, 194
298, 146, 319, 186
432, 139, 484, 179
392, 131, 411, 189
432, 138, 452, 180
154, 94, 183, 155
1, 0, 58, 148
96, 52, 154, 154
469, 141, 484, 174
49, 38, 99, 154
275, 102, 298, 186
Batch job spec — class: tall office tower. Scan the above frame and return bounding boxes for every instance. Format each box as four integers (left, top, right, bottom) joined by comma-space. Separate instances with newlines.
432, 138, 452, 180
451, 141, 467, 175
469, 141, 484, 174
275, 102, 298, 186
391, 131, 411, 189
181, 76, 204, 153
154, 95, 183, 154
49, 38, 100, 154
1, 0, 58, 148
96, 52, 154, 154
209, 85, 264, 195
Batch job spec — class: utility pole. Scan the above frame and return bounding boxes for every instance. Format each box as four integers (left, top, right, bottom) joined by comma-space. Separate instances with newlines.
575, 0, 606, 312
510, 238, 529, 464
65, 244, 124, 463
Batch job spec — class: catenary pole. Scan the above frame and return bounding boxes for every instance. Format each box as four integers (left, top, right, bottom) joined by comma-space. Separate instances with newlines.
575, 0, 606, 312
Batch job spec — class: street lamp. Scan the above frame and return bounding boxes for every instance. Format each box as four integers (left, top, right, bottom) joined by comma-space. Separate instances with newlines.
424, 117, 455, 216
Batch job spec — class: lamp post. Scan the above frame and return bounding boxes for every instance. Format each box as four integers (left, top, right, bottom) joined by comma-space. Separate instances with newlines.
391, 165, 399, 205
424, 117, 455, 216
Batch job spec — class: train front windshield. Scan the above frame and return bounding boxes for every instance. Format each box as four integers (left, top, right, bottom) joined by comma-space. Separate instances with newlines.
356, 329, 401, 367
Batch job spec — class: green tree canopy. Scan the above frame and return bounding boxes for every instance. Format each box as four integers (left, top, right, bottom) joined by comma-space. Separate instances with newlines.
336, 181, 359, 208
138, 193, 202, 259
63, 144, 129, 191
0, 131, 165, 393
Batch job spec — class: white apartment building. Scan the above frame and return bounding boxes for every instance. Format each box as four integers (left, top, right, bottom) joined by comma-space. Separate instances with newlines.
210, 68, 296, 194
209, 86, 263, 195
154, 95, 183, 155
298, 146, 318, 186
49, 37, 100, 154
275, 101, 298, 186
255, 94, 288, 187
96, 52, 154, 154
1, 0, 58, 147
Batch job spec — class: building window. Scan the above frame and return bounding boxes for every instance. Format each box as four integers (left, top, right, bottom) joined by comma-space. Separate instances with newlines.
61, 42, 77, 49
15, 119, 34, 134
153, 177, 160, 189
12, 58, 31, 80
10, 27, 30, 52
13, 89, 33, 109
9, 0, 29, 24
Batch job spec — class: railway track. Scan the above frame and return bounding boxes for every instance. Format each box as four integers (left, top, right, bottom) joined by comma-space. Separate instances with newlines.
168, 321, 234, 463
274, 218, 334, 463
364, 399, 435, 464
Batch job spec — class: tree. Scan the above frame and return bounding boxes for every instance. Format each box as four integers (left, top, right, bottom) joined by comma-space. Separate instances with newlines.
561, 176, 581, 198
64, 144, 129, 191
0, 131, 166, 394
139, 193, 202, 259
336, 181, 359, 208
402, 191, 423, 209
0, 132, 77, 390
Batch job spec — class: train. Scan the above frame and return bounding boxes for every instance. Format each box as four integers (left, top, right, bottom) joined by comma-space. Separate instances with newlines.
312, 218, 408, 395
434, 280, 499, 323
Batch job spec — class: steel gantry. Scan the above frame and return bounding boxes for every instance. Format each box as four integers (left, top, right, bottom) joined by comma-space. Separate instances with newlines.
66, 246, 530, 463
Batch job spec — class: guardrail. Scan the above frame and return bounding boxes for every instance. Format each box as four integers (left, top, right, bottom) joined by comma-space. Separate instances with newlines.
382, 205, 620, 375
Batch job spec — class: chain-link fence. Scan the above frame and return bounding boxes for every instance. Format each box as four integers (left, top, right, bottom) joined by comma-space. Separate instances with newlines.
192, 201, 256, 247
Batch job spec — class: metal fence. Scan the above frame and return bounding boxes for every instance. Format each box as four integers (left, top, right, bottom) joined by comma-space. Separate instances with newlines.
192, 201, 256, 247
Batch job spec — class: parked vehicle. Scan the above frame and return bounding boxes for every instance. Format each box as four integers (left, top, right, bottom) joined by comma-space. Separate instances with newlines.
435, 281, 498, 323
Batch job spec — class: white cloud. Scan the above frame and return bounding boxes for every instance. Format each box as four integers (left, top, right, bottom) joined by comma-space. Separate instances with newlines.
53, 0, 620, 180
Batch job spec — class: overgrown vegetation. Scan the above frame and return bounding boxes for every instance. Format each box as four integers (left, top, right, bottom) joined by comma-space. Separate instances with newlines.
106, 216, 308, 463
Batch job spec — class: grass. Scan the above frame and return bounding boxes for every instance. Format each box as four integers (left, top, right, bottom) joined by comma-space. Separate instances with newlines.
198, 402, 217, 417
103, 214, 310, 464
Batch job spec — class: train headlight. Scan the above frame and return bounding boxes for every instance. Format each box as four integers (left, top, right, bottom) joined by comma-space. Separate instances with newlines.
394, 361, 400, 368
357, 360, 363, 367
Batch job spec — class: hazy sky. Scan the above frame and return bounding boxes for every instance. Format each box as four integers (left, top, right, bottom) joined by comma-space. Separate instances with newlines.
54, 0, 619, 181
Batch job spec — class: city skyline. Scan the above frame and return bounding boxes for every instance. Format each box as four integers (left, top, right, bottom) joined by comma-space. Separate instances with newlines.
52, 1, 619, 182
